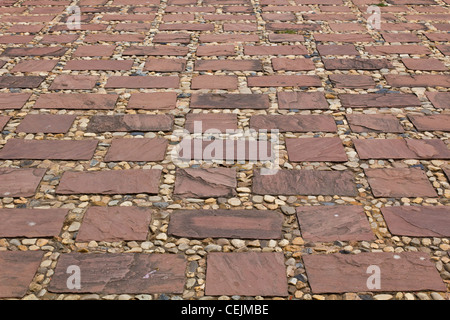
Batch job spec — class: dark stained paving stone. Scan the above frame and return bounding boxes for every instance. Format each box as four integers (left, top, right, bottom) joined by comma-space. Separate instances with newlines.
48, 75, 99, 90
168, 209, 284, 239
253, 169, 357, 196
153, 33, 191, 43
205, 252, 288, 296
195, 59, 263, 71
104, 138, 168, 162
250, 114, 337, 132
339, 93, 421, 108
127, 92, 177, 110
353, 138, 450, 160
346, 114, 404, 133
190, 93, 270, 109
426, 92, 450, 109
303, 252, 446, 294
2, 47, 67, 57
0, 208, 67, 238
277, 91, 328, 110
364, 45, 431, 55
122, 45, 189, 56
323, 58, 393, 70
317, 44, 359, 55
407, 114, 450, 131
0, 116, 10, 130
76, 207, 153, 242
296, 206, 375, 242
56, 169, 161, 195
174, 168, 236, 198
0, 139, 98, 160
0, 76, 45, 88
271, 58, 315, 71
365, 168, 437, 198
33, 93, 119, 110
87, 114, 173, 132
48, 253, 186, 294
286, 137, 348, 162
244, 44, 308, 55
185, 113, 238, 133
0, 251, 44, 298
0, 168, 46, 197
16, 114, 76, 133
0, 93, 31, 110
329, 74, 376, 89
382, 206, 450, 237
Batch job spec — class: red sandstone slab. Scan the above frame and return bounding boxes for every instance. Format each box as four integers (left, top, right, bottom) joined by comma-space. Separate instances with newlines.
84, 34, 145, 43
329, 22, 366, 32
323, 58, 393, 70
0, 35, 34, 44
316, 44, 359, 55
0, 251, 44, 298
144, 58, 186, 72
64, 60, 133, 71
101, 13, 156, 21
2, 47, 67, 57
223, 23, 257, 31
185, 113, 238, 133
268, 33, 305, 43
436, 44, 450, 55
346, 114, 404, 133
253, 169, 357, 196
271, 58, 315, 71
339, 93, 421, 108
174, 168, 236, 198
0, 209, 67, 238
6, 25, 44, 33
11, 60, 58, 73
191, 75, 238, 90
114, 23, 151, 32
123, 46, 189, 56
250, 114, 336, 132
364, 45, 431, 55
77, 207, 153, 242
385, 75, 450, 87
365, 168, 437, 197
262, 13, 296, 21
190, 93, 270, 109
0, 139, 98, 160
104, 138, 168, 162
0, 76, 44, 89
127, 92, 177, 110
408, 114, 450, 131
105, 76, 179, 89
382, 206, 450, 237
51, 24, 108, 32
163, 14, 195, 22
40, 34, 79, 44
48, 253, 186, 294
266, 23, 320, 31
199, 34, 259, 43
159, 23, 214, 31
205, 14, 256, 21
314, 34, 374, 42
277, 92, 328, 110
0, 116, 10, 130
402, 58, 447, 71
296, 206, 375, 242
168, 209, 284, 239
33, 93, 118, 110
205, 252, 288, 296
248, 75, 322, 87
56, 169, 161, 195
0, 93, 31, 110
72, 45, 116, 57
0, 168, 46, 197
153, 33, 191, 44
426, 92, 450, 109
165, 6, 215, 12
49, 75, 98, 90
329, 75, 375, 88
381, 33, 421, 42
286, 137, 348, 162
244, 45, 307, 55
195, 60, 263, 71
16, 114, 76, 133
303, 252, 446, 294
196, 45, 235, 56
88, 114, 173, 132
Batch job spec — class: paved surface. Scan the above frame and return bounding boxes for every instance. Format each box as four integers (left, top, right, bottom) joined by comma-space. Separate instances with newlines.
0, 0, 449, 300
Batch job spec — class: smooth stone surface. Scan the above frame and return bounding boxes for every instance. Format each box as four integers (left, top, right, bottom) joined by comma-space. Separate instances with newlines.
185, 113, 238, 133
407, 114, 450, 131
286, 137, 348, 162
346, 114, 404, 133
104, 138, 168, 162
33, 93, 118, 110
191, 93, 270, 109
16, 114, 76, 133
0, 168, 46, 197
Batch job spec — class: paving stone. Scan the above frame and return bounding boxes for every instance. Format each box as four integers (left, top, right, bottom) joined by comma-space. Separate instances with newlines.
0, 35, 34, 44
33, 93, 118, 110
48, 253, 186, 294
199, 34, 259, 43
268, 33, 305, 42
244, 45, 308, 55
303, 252, 446, 294
436, 44, 450, 55
0, 76, 45, 88
364, 45, 431, 55
127, 92, 177, 110
105, 76, 179, 89
250, 114, 337, 132
402, 58, 448, 71
316, 44, 359, 55
353, 138, 450, 159
153, 33, 191, 44
339, 93, 421, 108
382, 206, 450, 237
168, 209, 284, 239
40, 34, 79, 44
49, 75, 98, 90
11, 60, 58, 73
286, 137, 348, 162
2, 47, 67, 57
248, 75, 322, 87
144, 58, 186, 72
191, 75, 238, 90
185, 113, 238, 133
0, 168, 46, 197
173, 168, 236, 198
346, 114, 404, 133
407, 114, 450, 131
424, 32, 450, 41
159, 23, 214, 31
0, 116, 10, 130
0, 208, 67, 238
104, 138, 168, 162
381, 33, 421, 42
314, 34, 374, 42
365, 168, 437, 197
64, 60, 134, 71
277, 91, 328, 110
205, 252, 288, 296
329, 74, 375, 89
266, 22, 320, 31
426, 92, 450, 109
122, 46, 189, 56
224, 23, 257, 31
271, 58, 315, 71
323, 58, 393, 70
72, 45, 116, 57
0, 251, 44, 298
0, 139, 98, 160
16, 114, 76, 133
296, 206, 375, 242
0, 93, 31, 110
253, 169, 357, 196
194, 60, 263, 71
385, 75, 450, 87
76, 207, 153, 242
191, 93, 270, 109
57, 169, 161, 195
196, 45, 236, 56
88, 114, 173, 132
84, 34, 145, 43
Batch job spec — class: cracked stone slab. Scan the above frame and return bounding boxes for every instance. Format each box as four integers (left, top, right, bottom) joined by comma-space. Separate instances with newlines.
0, 168, 46, 197
286, 137, 348, 162
168, 209, 284, 239
382, 206, 450, 237
303, 252, 446, 294
76, 207, 153, 242
205, 252, 288, 296
48, 253, 186, 294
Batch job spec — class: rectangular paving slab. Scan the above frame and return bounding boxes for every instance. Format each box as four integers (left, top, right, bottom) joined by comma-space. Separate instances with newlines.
0, 116, 10, 130
407, 114, 450, 131
286, 137, 348, 162
33, 93, 118, 110
174, 168, 236, 198
303, 252, 446, 293
168, 209, 284, 239
339, 93, 421, 108
87, 114, 173, 132
0, 168, 46, 197
277, 91, 329, 110
48, 253, 186, 294
104, 138, 168, 162
0, 93, 31, 110
190, 93, 270, 109
346, 114, 404, 133
16, 114, 77, 133
250, 114, 337, 132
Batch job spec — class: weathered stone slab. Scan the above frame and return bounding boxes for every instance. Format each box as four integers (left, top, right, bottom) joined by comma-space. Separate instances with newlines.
250, 115, 336, 132
33, 93, 118, 110
127, 92, 177, 110
16, 114, 76, 133
0, 168, 46, 197
277, 91, 328, 110
174, 168, 236, 198
104, 138, 168, 162
0, 93, 31, 110
286, 137, 348, 162
0, 76, 44, 88
339, 93, 421, 108
408, 114, 450, 131
185, 113, 238, 133
346, 114, 404, 133
0, 116, 10, 130
191, 93, 270, 109
426, 92, 450, 109
87, 114, 173, 132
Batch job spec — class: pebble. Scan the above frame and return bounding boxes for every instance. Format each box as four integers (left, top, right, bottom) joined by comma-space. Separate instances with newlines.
227, 198, 241, 206
374, 294, 393, 300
